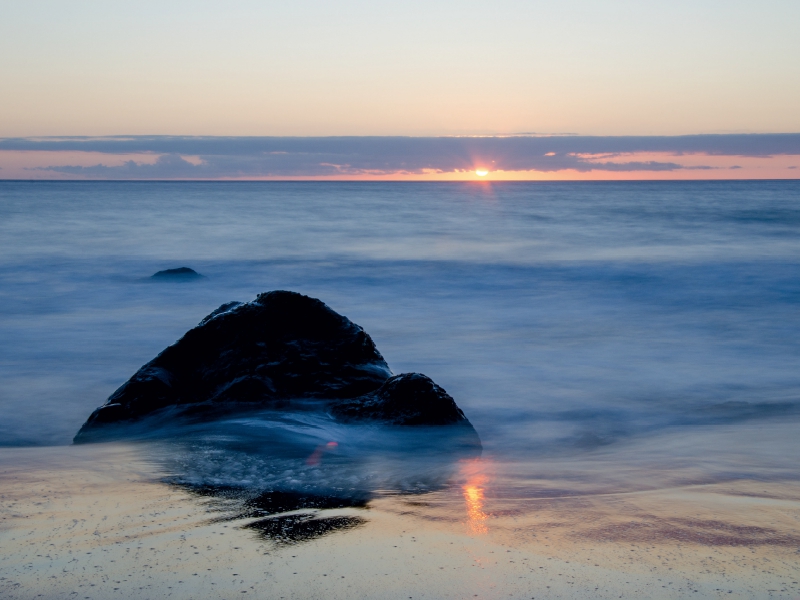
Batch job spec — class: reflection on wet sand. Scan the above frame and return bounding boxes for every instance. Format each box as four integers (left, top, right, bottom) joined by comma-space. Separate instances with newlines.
146, 417, 479, 549
182, 486, 369, 546
242, 513, 366, 544
460, 460, 490, 535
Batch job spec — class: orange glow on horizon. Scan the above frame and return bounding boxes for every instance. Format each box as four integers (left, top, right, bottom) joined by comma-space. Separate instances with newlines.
0, 150, 797, 181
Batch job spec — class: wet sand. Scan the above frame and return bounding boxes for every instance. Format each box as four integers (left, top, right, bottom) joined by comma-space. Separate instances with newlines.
2, 444, 799, 599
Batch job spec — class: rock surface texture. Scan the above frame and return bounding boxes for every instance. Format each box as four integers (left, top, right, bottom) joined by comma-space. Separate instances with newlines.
331, 373, 468, 426
74, 291, 477, 443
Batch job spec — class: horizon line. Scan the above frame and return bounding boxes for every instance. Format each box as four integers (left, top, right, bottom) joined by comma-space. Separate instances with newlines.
2, 178, 798, 183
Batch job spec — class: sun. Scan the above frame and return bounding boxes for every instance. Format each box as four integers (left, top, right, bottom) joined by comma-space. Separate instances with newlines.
475, 169, 489, 177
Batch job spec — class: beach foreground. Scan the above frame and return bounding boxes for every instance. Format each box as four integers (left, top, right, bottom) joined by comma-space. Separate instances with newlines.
2, 442, 799, 600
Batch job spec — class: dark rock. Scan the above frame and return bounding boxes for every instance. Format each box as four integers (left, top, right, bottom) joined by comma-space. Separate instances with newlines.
74, 291, 478, 445
331, 373, 466, 426
151, 267, 204, 280
75, 291, 392, 441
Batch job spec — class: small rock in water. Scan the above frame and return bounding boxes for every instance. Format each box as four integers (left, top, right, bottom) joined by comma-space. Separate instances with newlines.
151, 267, 204, 280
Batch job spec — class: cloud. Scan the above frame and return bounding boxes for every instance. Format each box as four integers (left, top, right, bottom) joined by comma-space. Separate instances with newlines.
39, 154, 207, 178
2, 134, 799, 179
3, 134, 800, 157
41, 151, 685, 178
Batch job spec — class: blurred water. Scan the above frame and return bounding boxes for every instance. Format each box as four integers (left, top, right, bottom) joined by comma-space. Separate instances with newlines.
1, 180, 799, 495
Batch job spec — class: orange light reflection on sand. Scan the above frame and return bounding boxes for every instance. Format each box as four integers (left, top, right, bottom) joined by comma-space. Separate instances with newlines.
460, 460, 490, 535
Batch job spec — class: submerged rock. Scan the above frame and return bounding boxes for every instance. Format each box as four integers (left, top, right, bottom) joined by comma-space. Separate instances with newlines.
151, 267, 204, 280
74, 291, 478, 445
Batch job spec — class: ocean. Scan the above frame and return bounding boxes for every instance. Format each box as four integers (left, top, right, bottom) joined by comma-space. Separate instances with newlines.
1, 181, 800, 598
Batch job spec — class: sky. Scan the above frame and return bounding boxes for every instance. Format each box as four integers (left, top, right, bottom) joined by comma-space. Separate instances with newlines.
1, 0, 798, 180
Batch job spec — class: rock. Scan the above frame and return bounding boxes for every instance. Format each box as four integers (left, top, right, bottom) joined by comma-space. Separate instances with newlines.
151, 267, 204, 280
74, 291, 477, 444
331, 373, 466, 426
75, 291, 391, 440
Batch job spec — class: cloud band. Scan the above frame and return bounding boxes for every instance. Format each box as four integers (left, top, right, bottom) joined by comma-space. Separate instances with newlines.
1, 134, 799, 179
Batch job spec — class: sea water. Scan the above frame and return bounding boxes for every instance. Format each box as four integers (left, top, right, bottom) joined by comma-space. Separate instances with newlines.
1, 180, 799, 498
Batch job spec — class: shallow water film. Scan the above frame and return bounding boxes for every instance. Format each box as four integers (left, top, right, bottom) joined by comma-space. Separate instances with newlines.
1, 181, 800, 599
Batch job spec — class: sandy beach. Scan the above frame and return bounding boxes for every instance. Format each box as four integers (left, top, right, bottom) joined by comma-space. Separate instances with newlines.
3, 438, 799, 600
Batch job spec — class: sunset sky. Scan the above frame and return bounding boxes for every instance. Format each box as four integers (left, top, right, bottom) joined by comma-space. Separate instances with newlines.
2, 0, 798, 180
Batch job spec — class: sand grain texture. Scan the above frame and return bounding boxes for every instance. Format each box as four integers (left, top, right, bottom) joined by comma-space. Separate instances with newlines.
2, 445, 800, 599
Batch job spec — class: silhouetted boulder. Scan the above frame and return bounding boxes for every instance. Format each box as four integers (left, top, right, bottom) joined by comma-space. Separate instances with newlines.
75, 291, 391, 441
151, 267, 204, 280
74, 291, 478, 445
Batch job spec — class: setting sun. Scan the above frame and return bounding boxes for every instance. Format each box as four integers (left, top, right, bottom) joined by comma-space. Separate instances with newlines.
475, 169, 489, 177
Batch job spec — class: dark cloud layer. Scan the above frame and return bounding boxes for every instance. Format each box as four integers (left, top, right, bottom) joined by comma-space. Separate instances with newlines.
3, 134, 799, 178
